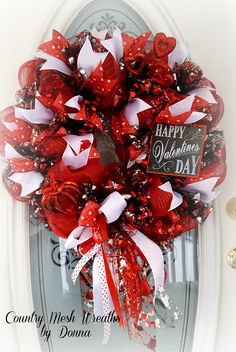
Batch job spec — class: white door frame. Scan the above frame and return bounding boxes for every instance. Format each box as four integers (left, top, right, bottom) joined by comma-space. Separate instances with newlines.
0, 1, 222, 351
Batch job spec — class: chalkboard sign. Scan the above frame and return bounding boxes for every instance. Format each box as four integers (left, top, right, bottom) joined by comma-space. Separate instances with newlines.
147, 123, 207, 177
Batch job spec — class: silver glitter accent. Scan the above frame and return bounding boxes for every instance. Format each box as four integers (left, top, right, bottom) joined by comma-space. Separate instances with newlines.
79, 68, 86, 75
68, 57, 74, 65
123, 194, 132, 200
154, 286, 182, 327
197, 216, 203, 223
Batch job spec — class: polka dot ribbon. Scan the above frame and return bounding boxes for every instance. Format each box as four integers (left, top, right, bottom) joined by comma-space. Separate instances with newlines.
96, 248, 111, 344
71, 243, 111, 344
71, 243, 100, 284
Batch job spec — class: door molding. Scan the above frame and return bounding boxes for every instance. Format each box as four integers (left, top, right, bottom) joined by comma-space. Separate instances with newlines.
1, 1, 222, 351
192, 200, 222, 352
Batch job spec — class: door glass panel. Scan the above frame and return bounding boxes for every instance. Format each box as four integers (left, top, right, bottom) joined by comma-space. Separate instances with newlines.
30, 1, 199, 351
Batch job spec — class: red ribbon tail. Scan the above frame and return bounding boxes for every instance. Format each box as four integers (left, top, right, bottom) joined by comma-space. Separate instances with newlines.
99, 214, 109, 242
101, 246, 127, 328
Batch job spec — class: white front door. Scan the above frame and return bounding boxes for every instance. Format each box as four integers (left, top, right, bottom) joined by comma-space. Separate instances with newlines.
163, 2, 236, 351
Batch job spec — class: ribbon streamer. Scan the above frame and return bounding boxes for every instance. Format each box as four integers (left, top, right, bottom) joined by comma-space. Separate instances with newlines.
129, 229, 164, 302
96, 248, 112, 344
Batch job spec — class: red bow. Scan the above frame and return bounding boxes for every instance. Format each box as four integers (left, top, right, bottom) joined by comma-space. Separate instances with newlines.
78, 200, 108, 244
76, 200, 126, 328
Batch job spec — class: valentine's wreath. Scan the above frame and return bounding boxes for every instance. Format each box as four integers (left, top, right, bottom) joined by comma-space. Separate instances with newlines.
0, 28, 226, 349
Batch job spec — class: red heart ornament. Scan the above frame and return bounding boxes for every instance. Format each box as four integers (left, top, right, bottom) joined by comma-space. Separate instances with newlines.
125, 52, 146, 75
154, 32, 176, 58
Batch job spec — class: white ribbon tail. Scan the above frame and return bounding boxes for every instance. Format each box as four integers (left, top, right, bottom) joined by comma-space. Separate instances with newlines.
189, 87, 217, 104
169, 94, 195, 116
65, 95, 83, 110
168, 94, 207, 124
184, 111, 207, 124
130, 230, 164, 304
4, 143, 25, 159
62, 145, 91, 170
101, 29, 123, 63
93, 248, 112, 344
168, 42, 189, 68
63, 134, 93, 154
71, 243, 100, 284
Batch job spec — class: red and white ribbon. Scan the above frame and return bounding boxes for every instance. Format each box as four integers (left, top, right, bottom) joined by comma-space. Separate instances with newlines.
15, 97, 54, 125
77, 37, 108, 78
4, 143, 44, 197
62, 134, 94, 170
158, 85, 217, 125
65, 95, 84, 119
101, 29, 123, 63
71, 243, 100, 284
9, 171, 44, 197
94, 248, 112, 344
129, 229, 165, 301
35, 50, 72, 76
158, 181, 183, 211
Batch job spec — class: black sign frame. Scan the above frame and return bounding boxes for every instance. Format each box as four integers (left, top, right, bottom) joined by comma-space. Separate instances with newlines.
147, 123, 207, 178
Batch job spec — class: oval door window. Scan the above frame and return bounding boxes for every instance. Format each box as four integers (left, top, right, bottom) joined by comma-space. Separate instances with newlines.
30, 1, 199, 351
